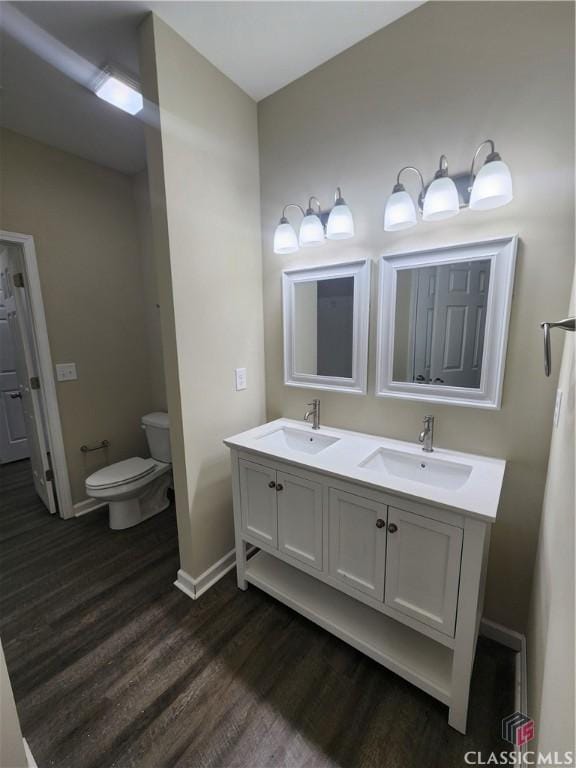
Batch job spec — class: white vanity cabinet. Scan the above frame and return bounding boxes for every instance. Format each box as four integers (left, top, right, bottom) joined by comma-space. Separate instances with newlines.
226, 420, 504, 736
328, 488, 387, 600
384, 506, 463, 637
238, 458, 323, 569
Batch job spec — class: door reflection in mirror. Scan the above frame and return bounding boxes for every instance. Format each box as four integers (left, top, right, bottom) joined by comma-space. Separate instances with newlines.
393, 260, 491, 388
294, 277, 354, 378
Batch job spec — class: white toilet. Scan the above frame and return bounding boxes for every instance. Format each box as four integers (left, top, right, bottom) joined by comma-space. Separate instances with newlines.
85, 412, 172, 530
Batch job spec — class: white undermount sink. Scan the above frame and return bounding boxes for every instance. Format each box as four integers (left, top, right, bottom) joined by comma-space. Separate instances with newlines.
359, 447, 473, 491
256, 426, 340, 455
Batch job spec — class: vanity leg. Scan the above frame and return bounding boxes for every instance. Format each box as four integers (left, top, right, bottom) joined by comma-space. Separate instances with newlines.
236, 540, 248, 591
449, 518, 488, 734
230, 452, 248, 591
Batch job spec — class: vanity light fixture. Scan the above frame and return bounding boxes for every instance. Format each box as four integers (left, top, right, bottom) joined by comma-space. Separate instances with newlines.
93, 66, 143, 115
383, 140, 513, 232
383, 167, 422, 231
469, 140, 513, 210
326, 187, 355, 240
422, 155, 460, 222
273, 188, 354, 254
273, 204, 303, 254
299, 197, 325, 247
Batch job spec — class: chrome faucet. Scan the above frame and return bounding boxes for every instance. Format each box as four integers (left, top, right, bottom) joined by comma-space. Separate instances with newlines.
304, 399, 321, 430
418, 415, 435, 453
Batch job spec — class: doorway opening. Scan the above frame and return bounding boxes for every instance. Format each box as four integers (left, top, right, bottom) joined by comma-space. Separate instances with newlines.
0, 231, 73, 518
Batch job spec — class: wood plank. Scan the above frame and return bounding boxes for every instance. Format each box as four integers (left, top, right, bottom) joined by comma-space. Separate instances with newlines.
0, 459, 516, 768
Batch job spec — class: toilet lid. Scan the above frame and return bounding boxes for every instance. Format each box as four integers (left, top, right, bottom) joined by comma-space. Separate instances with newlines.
86, 457, 157, 490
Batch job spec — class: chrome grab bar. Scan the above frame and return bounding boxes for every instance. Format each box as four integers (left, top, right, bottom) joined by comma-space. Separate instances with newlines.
80, 440, 110, 453
540, 318, 575, 377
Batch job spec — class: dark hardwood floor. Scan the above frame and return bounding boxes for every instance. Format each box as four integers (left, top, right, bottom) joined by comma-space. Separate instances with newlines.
0, 459, 515, 768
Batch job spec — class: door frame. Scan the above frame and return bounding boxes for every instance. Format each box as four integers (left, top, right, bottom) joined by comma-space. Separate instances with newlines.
0, 230, 73, 518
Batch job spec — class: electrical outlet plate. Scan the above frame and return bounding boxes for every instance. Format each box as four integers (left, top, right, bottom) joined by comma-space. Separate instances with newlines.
56, 363, 78, 382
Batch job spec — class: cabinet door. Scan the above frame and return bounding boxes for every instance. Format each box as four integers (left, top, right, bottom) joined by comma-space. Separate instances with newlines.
385, 506, 463, 636
239, 459, 278, 547
277, 471, 323, 570
328, 488, 387, 600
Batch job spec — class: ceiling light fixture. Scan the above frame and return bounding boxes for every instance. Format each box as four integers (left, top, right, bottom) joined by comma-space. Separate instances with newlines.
273, 188, 354, 255
383, 140, 513, 232
93, 66, 143, 116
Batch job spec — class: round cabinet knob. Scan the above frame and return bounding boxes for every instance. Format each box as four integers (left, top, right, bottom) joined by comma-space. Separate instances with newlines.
388, 523, 398, 533
276, 483, 284, 492
376, 519, 385, 528
268, 481, 276, 489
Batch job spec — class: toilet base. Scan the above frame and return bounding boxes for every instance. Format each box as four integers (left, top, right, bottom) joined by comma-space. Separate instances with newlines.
109, 473, 172, 530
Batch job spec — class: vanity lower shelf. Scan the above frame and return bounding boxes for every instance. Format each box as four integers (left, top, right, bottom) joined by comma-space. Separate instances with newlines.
246, 550, 453, 705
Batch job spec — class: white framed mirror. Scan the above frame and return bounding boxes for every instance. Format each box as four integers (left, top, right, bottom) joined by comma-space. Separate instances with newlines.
283, 259, 370, 394
376, 236, 517, 409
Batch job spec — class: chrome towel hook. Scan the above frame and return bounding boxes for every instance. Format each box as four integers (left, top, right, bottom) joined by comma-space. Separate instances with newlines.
540, 318, 575, 376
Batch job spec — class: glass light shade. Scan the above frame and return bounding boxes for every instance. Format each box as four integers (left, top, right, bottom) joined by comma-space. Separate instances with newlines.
273, 221, 299, 254
422, 177, 460, 221
299, 214, 325, 247
469, 160, 513, 210
95, 75, 143, 115
384, 190, 417, 231
326, 203, 354, 240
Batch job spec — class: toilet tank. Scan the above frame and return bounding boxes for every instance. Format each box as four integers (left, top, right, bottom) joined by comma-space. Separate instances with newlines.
141, 412, 171, 463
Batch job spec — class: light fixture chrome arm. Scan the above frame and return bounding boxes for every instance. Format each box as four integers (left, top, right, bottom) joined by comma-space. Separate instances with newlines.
306, 196, 322, 215
435, 154, 450, 178
394, 166, 425, 194
281, 203, 305, 220
470, 139, 499, 178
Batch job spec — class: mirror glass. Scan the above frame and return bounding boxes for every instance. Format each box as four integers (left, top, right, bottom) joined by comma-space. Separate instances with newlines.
392, 260, 491, 388
293, 277, 355, 378
283, 259, 370, 394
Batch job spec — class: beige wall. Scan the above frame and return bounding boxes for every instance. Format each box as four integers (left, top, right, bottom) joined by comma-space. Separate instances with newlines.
139, 15, 266, 578
258, 1, 574, 631
0, 642, 27, 768
527, 281, 575, 754
133, 169, 167, 411
0, 128, 158, 504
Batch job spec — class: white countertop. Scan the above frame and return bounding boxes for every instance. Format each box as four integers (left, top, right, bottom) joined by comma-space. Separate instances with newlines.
224, 418, 506, 523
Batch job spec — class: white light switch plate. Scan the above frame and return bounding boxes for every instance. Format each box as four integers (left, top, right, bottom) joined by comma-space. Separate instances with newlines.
56, 363, 78, 382
235, 367, 247, 391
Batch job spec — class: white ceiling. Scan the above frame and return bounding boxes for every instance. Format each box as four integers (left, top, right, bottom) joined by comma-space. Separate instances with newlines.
149, 2, 425, 101
0, 1, 424, 174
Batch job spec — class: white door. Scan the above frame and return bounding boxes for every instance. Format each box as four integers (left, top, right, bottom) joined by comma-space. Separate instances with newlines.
429, 260, 490, 387
328, 488, 387, 600
0, 265, 30, 462
239, 459, 278, 547
412, 261, 490, 387
277, 470, 323, 570
384, 506, 463, 636
3, 252, 57, 513
411, 267, 437, 384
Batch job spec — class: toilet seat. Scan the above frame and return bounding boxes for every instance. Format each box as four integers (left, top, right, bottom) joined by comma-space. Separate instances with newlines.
86, 457, 157, 490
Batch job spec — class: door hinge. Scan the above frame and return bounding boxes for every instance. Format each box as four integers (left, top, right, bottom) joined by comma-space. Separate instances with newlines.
30, 376, 41, 390
45, 469, 54, 482
13, 273, 24, 288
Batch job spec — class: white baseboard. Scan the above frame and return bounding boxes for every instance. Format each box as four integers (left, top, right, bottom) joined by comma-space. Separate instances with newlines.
480, 618, 524, 652
73, 498, 108, 517
174, 546, 255, 601
480, 616, 528, 757
24, 739, 37, 768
